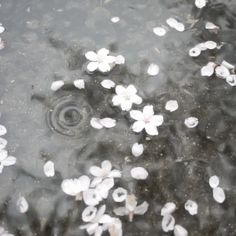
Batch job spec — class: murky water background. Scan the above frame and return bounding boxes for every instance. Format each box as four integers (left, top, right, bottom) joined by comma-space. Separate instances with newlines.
0, 0, 236, 235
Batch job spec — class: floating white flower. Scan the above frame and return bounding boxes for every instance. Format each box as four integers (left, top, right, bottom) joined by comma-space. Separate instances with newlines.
130, 105, 164, 135
85, 48, 124, 73
61, 175, 90, 200
131, 167, 148, 180
153, 27, 166, 36
161, 202, 176, 216
131, 143, 144, 157
174, 225, 188, 236
184, 200, 198, 215
215, 65, 230, 79
226, 75, 236, 86
73, 79, 85, 89
165, 100, 179, 112
114, 194, 149, 222
162, 214, 175, 232
0, 137, 7, 150
112, 187, 128, 202
184, 117, 198, 128
50, 80, 64, 91
43, 161, 55, 177
111, 16, 120, 23
16, 196, 29, 213
213, 187, 225, 204
205, 22, 219, 30
112, 85, 142, 111
201, 62, 216, 77
147, 63, 160, 76
80, 205, 112, 236
90, 117, 116, 129
209, 175, 219, 189
195, 0, 207, 8
0, 125, 7, 136
101, 79, 115, 89
89, 160, 121, 187
0, 150, 16, 174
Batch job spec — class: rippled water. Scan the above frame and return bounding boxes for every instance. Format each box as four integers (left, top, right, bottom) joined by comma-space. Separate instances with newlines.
0, 0, 236, 235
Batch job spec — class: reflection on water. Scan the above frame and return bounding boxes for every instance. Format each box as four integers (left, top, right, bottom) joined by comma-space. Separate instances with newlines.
0, 0, 235, 235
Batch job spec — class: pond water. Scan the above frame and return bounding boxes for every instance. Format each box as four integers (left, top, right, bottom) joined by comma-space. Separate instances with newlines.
0, 0, 236, 235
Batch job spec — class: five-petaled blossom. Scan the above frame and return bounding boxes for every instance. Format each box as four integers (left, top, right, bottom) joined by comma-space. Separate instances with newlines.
113, 194, 149, 222
112, 85, 143, 111
80, 205, 113, 236
89, 160, 121, 187
85, 48, 124, 73
130, 105, 163, 135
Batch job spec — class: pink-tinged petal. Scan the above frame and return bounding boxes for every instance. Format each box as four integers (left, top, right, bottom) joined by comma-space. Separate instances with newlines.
115, 85, 126, 95
150, 115, 164, 127
130, 110, 143, 121
132, 121, 145, 133
90, 166, 103, 177
91, 177, 103, 188
101, 160, 112, 172
134, 201, 149, 215
121, 100, 132, 111
145, 123, 158, 135
85, 51, 98, 61
113, 207, 128, 216
131, 94, 142, 105
112, 95, 122, 106
127, 85, 137, 95
143, 105, 154, 119
108, 170, 121, 178
79, 175, 91, 191
97, 48, 109, 58
98, 62, 111, 73
87, 62, 99, 72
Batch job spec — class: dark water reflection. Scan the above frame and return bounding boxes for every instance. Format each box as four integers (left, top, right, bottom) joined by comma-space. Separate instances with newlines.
0, 0, 236, 235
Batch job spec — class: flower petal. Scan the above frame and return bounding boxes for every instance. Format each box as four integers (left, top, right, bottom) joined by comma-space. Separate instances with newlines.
51, 80, 64, 91
132, 121, 145, 133
165, 100, 179, 112
0, 125, 7, 136
184, 200, 198, 215
2, 156, 16, 166
61, 179, 81, 196
101, 160, 112, 172
99, 118, 116, 128
162, 214, 175, 232
131, 94, 142, 105
90, 118, 103, 129
90, 166, 103, 177
131, 143, 144, 157
126, 85, 137, 95
134, 201, 149, 215
213, 187, 225, 203
83, 189, 102, 206
109, 170, 121, 178
115, 85, 126, 95
174, 225, 188, 236
43, 161, 55, 177
87, 61, 99, 72
145, 123, 158, 136
79, 175, 91, 191
85, 51, 98, 61
113, 207, 128, 216
112, 187, 127, 202
98, 62, 111, 73
73, 79, 85, 89
161, 202, 176, 216
209, 175, 219, 189
121, 100, 132, 111
143, 105, 154, 119
97, 48, 109, 58
82, 206, 97, 222
101, 79, 115, 89
131, 167, 148, 180
150, 115, 164, 127
16, 196, 29, 213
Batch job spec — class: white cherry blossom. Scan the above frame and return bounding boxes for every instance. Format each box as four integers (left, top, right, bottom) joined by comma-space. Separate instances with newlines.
213, 187, 225, 204
85, 48, 123, 73
112, 187, 128, 202
161, 202, 176, 216
16, 196, 29, 213
130, 105, 164, 135
73, 79, 85, 89
131, 143, 144, 157
162, 214, 175, 232
43, 161, 55, 177
112, 85, 142, 111
114, 194, 149, 222
147, 63, 159, 76
184, 117, 199, 128
100, 79, 115, 89
165, 100, 179, 112
80, 205, 112, 236
174, 225, 188, 236
0, 150, 16, 174
184, 200, 198, 215
209, 175, 219, 189
89, 160, 121, 187
131, 167, 148, 180
61, 175, 90, 200
50, 80, 64, 91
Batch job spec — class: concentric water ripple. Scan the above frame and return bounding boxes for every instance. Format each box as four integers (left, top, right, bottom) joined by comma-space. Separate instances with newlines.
47, 90, 91, 137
